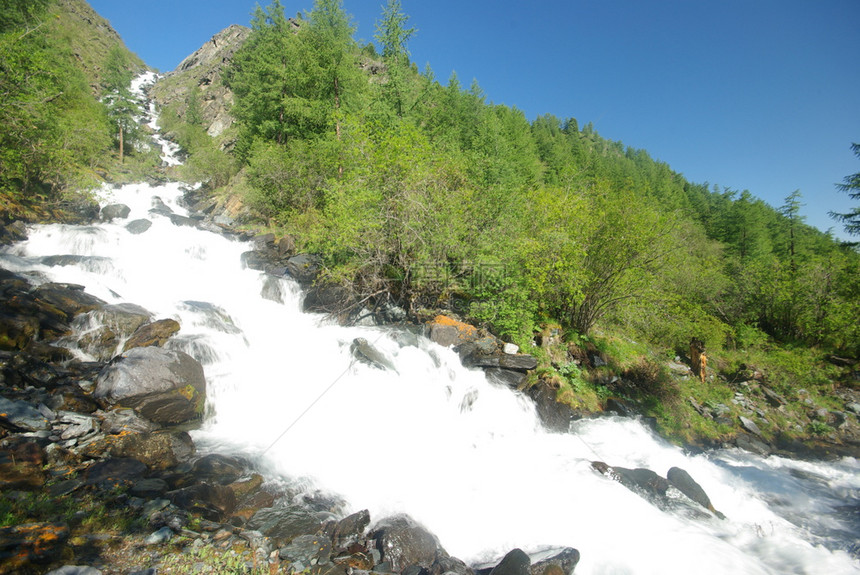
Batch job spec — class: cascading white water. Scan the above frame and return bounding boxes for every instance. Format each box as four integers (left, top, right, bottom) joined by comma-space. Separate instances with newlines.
1, 76, 857, 575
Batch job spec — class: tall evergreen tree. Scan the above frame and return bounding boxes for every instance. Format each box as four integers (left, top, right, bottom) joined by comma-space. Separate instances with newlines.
829, 142, 860, 239
374, 0, 415, 117
102, 45, 137, 163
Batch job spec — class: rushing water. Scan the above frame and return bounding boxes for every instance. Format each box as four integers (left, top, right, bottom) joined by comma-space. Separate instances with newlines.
1, 75, 858, 575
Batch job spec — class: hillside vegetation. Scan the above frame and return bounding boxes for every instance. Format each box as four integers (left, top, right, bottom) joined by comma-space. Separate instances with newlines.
2, 0, 858, 449
161, 0, 859, 351
0, 0, 151, 223
155, 0, 860, 448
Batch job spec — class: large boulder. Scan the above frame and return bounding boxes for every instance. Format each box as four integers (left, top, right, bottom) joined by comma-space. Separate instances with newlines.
427, 315, 480, 348
526, 382, 579, 433
78, 431, 194, 471
667, 467, 724, 519
489, 549, 531, 575
126, 218, 153, 235
370, 515, 445, 572
100, 203, 131, 221
285, 254, 321, 286
0, 397, 50, 432
591, 461, 669, 498
94, 347, 206, 424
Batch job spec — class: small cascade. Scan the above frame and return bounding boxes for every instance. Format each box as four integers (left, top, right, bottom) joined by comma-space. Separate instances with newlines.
1, 73, 857, 575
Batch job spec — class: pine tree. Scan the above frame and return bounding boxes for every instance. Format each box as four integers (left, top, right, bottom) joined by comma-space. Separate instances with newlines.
374, 0, 415, 117
829, 142, 860, 239
102, 45, 137, 163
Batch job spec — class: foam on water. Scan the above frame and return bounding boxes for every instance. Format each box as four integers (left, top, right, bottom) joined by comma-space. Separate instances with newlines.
1, 75, 857, 575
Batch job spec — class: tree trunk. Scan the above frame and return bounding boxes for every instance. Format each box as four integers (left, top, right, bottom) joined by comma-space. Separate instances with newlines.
118, 125, 124, 164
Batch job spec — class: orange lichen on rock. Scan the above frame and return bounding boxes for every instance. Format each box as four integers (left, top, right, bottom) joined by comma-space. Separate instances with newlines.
432, 315, 477, 337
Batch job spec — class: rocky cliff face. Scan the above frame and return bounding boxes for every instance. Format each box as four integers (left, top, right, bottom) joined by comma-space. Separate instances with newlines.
149, 25, 250, 140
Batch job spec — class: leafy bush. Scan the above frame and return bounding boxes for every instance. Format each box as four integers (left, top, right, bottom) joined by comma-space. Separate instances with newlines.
623, 358, 679, 403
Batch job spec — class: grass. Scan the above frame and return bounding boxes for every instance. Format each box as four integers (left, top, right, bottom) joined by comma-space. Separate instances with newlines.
527, 321, 857, 449
0, 483, 144, 534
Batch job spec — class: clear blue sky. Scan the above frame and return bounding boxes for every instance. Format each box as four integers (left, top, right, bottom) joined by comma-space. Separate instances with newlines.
87, 0, 860, 239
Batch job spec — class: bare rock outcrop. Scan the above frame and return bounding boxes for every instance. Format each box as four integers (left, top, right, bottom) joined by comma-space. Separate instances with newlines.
149, 25, 251, 139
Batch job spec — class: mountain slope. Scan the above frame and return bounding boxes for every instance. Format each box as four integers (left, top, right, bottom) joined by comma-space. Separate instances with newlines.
149, 25, 250, 142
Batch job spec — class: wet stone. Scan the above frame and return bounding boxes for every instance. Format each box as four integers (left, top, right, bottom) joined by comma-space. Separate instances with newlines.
0, 397, 51, 431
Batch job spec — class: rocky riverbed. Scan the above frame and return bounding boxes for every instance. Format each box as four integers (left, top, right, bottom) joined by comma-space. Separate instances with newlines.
0, 198, 582, 574
2, 184, 858, 574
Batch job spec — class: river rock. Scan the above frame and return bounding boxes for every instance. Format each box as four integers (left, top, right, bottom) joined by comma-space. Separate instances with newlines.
0, 397, 51, 431
485, 368, 527, 388
526, 381, 578, 433
190, 453, 246, 485
32, 283, 105, 322
734, 433, 772, 456
94, 347, 206, 424
489, 549, 531, 575
370, 515, 444, 572
130, 478, 170, 498
332, 509, 370, 548
0, 522, 70, 573
85, 457, 147, 488
0, 221, 28, 245
96, 303, 152, 339
79, 431, 193, 471
45, 566, 103, 575
100, 408, 158, 434
248, 506, 326, 542
55, 411, 98, 440
78, 326, 119, 362
150, 196, 173, 216
529, 548, 581, 575
285, 254, 321, 286
0, 311, 39, 350
168, 213, 198, 228
739, 416, 763, 437
667, 467, 724, 519
47, 386, 96, 416
240, 250, 268, 271
126, 218, 153, 234
100, 203, 131, 221
427, 315, 479, 348
0, 438, 46, 490
122, 318, 181, 351
167, 482, 237, 521
278, 533, 333, 567
592, 461, 669, 497
350, 338, 397, 372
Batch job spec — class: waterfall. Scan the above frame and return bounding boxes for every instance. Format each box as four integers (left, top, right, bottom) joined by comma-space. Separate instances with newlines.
1, 75, 857, 575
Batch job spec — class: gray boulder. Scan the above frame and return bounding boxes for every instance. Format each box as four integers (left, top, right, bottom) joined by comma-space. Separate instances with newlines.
667, 467, 725, 519
490, 549, 530, 575
591, 461, 669, 497
285, 254, 320, 286
126, 219, 153, 234
94, 347, 206, 424
0, 397, 50, 431
370, 515, 444, 573
529, 547, 581, 575
351, 338, 397, 372
101, 204, 131, 221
